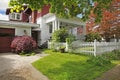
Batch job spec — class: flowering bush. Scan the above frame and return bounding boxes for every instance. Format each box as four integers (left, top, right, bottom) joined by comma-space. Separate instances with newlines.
11, 36, 37, 54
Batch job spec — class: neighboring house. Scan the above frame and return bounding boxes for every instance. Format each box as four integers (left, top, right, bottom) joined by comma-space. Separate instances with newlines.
35, 5, 86, 46
0, 6, 39, 53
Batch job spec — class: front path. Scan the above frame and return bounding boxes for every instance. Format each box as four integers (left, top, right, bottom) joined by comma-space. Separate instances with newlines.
0, 53, 49, 80
96, 64, 120, 80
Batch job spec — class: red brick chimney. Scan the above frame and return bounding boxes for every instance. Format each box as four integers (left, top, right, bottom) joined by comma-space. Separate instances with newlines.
31, 10, 37, 23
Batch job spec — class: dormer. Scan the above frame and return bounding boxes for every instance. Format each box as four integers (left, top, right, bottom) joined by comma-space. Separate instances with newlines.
6, 6, 34, 23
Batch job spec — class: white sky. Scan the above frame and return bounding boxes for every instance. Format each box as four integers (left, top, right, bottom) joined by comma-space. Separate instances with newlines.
0, 14, 8, 20
0, 0, 10, 9
0, 0, 9, 20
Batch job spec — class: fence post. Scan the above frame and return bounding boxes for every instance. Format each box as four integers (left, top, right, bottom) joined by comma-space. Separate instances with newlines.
115, 39, 117, 50
65, 42, 68, 51
94, 39, 97, 56
48, 40, 50, 49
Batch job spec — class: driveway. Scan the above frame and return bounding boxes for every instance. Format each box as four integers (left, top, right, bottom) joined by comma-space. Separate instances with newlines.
0, 53, 49, 80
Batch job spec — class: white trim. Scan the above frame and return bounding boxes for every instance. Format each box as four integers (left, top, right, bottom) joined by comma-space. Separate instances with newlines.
58, 18, 86, 26
9, 12, 22, 20
0, 20, 39, 28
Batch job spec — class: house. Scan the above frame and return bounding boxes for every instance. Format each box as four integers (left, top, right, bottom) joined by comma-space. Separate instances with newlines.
0, 6, 39, 53
0, 5, 86, 53
35, 5, 86, 46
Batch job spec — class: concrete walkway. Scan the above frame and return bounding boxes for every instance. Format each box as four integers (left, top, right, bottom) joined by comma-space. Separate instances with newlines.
0, 53, 49, 80
96, 64, 120, 80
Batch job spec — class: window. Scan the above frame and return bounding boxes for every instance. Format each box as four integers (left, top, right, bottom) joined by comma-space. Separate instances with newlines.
10, 13, 21, 20
49, 24, 52, 33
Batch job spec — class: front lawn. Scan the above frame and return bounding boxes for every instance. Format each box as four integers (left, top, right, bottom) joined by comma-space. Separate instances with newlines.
32, 50, 120, 80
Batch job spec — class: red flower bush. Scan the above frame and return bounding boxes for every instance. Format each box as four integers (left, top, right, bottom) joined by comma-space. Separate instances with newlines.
11, 36, 37, 54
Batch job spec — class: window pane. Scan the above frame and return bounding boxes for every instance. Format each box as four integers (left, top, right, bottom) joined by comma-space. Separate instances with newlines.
16, 14, 20, 20
49, 24, 52, 33
11, 13, 15, 19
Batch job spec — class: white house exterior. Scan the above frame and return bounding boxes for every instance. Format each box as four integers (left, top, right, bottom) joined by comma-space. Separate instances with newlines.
4, 5, 86, 48
0, 20, 39, 36
35, 13, 86, 46
0, 20, 39, 53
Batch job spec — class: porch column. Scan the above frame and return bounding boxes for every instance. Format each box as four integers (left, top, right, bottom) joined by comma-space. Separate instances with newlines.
57, 20, 60, 30
52, 21, 55, 33
54, 20, 57, 31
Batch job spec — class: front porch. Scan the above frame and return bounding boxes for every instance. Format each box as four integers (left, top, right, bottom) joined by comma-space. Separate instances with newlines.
46, 17, 86, 40
37, 13, 86, 46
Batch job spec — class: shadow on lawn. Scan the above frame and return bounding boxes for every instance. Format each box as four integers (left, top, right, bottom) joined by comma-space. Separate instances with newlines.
47, 61, 114, 80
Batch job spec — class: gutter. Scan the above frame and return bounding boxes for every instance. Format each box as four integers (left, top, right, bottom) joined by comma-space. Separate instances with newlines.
0, 20, 39, 28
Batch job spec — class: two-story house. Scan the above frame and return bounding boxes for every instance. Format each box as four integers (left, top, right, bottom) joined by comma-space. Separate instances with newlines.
35, 5, 86, 46
0, 5, 86, 53
0, 5, 39, 53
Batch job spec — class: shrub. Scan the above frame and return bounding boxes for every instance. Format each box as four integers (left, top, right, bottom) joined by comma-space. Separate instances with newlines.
11, 36, 21, 50
87, 56, 111, 66
85, 32, 101, 42
66, 34, 76, 44
52, 28, 69, 42
102, 50, 120, 60
11, 35, 37, 54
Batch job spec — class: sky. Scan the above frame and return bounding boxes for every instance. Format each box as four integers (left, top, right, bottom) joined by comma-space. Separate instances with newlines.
0, 0, 10, 20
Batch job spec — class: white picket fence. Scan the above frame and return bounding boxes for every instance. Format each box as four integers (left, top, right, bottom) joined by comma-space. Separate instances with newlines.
48, 41, 68, 51
48, 40, 120, 56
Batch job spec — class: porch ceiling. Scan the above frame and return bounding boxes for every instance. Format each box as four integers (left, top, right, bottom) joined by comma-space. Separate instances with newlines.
58, 18, 86, 27
0, 20, 39, 28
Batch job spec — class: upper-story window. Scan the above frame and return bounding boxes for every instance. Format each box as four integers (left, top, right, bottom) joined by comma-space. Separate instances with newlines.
9, 13, 21, 20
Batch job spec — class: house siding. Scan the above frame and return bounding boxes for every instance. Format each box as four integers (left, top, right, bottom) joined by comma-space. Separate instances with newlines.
0, 26, 31, 36
37, 5, 50, 18
22, 13, 29, 22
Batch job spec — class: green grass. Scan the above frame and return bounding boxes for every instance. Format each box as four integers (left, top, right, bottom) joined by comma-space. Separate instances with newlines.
32, 50, 114, 80
19, 51, 36, 56
32, 50, 119, 80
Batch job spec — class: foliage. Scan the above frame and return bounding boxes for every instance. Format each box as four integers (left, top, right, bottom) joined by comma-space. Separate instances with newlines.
86, 0, 120, 40
87, 56, 111, 66
66, 34, 76, 44
11, 35, 37, 54
88, 50, 120, 66
32, 49, 115, 80
10, 5, 24, 13
19, 51, 36, 56
9, 0, 113, 22
52, 28, 69, 42
85, 32, 101, 42
102, 50, 120, 60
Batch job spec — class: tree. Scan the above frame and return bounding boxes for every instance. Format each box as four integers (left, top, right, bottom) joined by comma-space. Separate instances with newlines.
86, 0, 120, 41
9, 0, 112, 22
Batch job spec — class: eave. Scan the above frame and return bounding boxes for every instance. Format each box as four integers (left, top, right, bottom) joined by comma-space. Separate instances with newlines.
0, 20, 39, 28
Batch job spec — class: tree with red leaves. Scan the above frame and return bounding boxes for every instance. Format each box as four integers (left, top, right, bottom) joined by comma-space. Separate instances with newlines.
86, 0, 120, 41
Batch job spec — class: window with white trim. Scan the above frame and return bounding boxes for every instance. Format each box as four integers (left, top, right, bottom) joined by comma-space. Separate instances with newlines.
9, 13, 21, 20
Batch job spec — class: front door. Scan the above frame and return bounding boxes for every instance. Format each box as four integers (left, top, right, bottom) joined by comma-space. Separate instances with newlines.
32, 31, 39, 44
